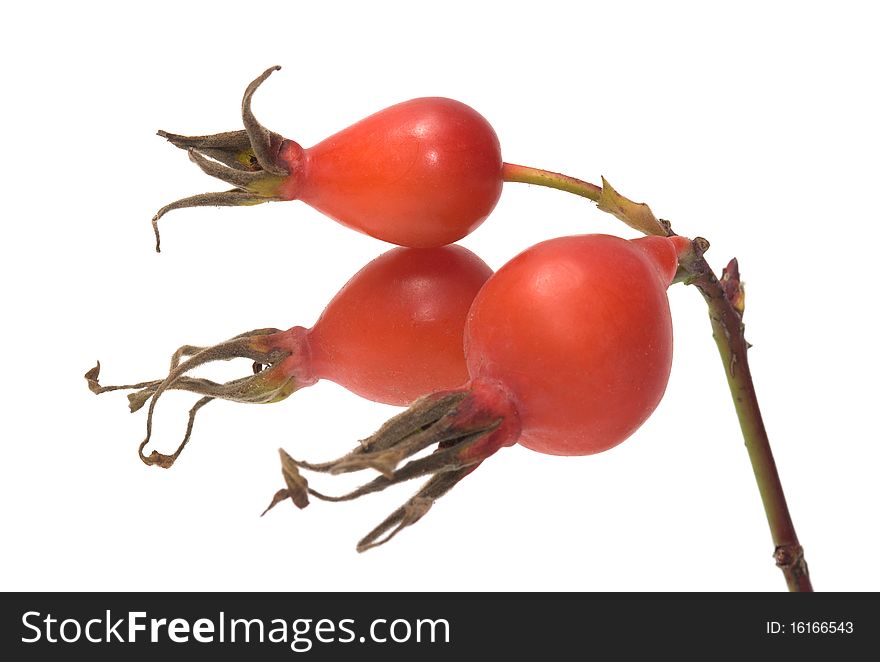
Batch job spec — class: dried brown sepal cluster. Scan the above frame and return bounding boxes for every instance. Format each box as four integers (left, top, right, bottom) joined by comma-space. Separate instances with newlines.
262, 391, 502, 552
85, 328, 297, 468
151, 66, 290, 251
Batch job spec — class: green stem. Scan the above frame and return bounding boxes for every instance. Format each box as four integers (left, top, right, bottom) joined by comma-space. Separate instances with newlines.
502, 162, 602, 201
512, 167, 812, 591
680, 249, 812, 592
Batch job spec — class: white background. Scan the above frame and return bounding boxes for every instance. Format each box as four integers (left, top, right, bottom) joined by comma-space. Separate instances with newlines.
2, 1, 877, 593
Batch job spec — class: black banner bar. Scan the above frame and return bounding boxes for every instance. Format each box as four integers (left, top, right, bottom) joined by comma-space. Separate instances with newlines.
1, 592, 871, 659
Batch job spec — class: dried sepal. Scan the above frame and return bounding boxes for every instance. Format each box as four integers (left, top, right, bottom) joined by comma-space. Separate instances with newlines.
85, 327, 309, 468
262, 449, 311, 514
356, 467, 476, 552
151, 66, 291, 251
267, 389, 509, 551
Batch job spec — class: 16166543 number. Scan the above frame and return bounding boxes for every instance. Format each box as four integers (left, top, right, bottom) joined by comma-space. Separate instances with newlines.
766, 621, 854, 635
790, 622, 853, 635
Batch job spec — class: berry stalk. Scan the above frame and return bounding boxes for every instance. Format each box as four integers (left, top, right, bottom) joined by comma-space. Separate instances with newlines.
502, 162, 602, 201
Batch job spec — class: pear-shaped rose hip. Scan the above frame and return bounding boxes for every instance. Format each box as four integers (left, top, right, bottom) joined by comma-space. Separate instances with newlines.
153, 67, 504, 250
87, 245, 492, 467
